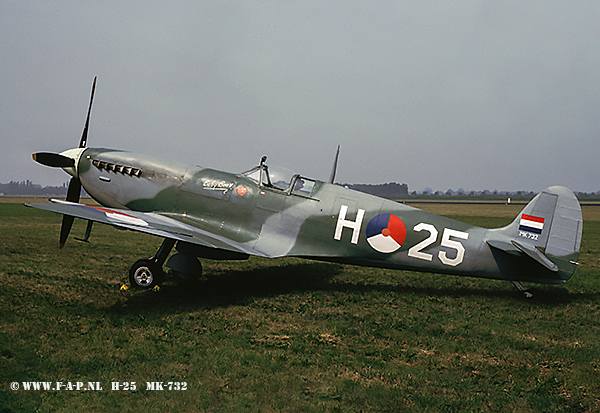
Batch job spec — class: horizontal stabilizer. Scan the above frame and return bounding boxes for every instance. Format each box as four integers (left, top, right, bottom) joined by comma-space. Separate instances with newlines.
486, 240, 519, 254
486, 239, 558, 272
511, 241, 559, 272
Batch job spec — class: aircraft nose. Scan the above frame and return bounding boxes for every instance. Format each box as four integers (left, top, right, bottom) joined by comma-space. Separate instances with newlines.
59, 147, 86, 178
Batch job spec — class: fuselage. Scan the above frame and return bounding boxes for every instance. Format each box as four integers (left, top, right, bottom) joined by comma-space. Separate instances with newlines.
66, 147, 572, 284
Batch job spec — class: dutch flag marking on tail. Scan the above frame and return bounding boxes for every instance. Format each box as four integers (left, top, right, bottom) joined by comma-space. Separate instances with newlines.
519, 214, 544, 234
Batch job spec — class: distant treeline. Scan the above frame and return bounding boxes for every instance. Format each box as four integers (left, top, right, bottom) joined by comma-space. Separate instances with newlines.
0, 181, 68, 196
341, 182, 600, 202
341, 182, 409, 198
2, 180, 600, 201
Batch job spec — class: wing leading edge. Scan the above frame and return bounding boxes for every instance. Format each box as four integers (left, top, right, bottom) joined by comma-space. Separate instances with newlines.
25, 200, 267, 257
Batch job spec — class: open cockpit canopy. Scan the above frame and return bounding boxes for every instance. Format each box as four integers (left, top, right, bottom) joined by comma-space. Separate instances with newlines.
239, 157, 316, 197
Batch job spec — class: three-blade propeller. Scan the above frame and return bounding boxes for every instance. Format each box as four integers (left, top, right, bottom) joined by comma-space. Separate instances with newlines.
32, 76, 97, 248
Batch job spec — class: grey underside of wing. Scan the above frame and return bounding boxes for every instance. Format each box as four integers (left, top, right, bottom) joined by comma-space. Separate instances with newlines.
25, 202, 266, 257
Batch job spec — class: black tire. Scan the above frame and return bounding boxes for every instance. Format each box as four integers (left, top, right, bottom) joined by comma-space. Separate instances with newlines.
166, 253, 203, 285
172, 261, 202, 285
129, 259, 163, 289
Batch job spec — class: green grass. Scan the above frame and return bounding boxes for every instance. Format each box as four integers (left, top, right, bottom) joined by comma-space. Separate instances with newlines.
1, 202, 599, 412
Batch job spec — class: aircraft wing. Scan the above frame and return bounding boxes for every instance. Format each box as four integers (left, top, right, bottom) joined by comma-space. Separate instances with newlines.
25, 200, 266, 257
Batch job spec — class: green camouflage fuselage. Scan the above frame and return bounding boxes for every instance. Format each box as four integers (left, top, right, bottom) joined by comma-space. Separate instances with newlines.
77, 148, 581, 285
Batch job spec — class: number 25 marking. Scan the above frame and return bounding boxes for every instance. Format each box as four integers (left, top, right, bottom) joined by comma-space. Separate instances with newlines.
407, 223, 469, 266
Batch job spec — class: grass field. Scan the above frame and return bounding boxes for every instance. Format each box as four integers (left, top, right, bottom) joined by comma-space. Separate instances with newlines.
1, 200, 599, 412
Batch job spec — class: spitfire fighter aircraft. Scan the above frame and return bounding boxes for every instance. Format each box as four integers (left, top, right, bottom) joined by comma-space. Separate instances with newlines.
28, 78, 583, 297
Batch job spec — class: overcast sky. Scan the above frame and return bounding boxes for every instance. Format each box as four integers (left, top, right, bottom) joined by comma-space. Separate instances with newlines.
2, 1, 599, 192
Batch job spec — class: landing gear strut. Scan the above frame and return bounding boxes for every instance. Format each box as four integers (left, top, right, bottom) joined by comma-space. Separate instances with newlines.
512, 281, 533, 298
129, 238, 175, 289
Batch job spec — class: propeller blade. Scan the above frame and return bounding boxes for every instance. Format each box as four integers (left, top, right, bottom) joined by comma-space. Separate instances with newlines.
79, 76, 97, 148
59, 178, 81, 248
32, 152, 75, 168
65, 176, 81, 203
59, 215, 75, 249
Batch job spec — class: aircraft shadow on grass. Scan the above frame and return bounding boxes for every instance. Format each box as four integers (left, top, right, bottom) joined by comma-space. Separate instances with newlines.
112, 261, 586, 314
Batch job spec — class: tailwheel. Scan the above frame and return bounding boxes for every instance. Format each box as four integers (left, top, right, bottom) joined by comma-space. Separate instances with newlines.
512, 281, 533, 298
129, 259, 164, 290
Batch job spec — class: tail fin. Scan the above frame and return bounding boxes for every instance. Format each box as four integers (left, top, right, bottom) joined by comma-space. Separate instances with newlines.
487, 186, 582, 283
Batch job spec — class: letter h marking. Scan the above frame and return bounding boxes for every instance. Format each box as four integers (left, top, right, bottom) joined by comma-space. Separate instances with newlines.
334, 205, 365, 244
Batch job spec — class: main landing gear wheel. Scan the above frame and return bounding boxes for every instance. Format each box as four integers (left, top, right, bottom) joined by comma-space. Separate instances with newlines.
128, 238, 175, 290
129, 259, 164, 290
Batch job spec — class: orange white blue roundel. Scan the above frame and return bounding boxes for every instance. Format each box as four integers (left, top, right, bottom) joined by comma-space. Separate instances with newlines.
366, 213, 407, 253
